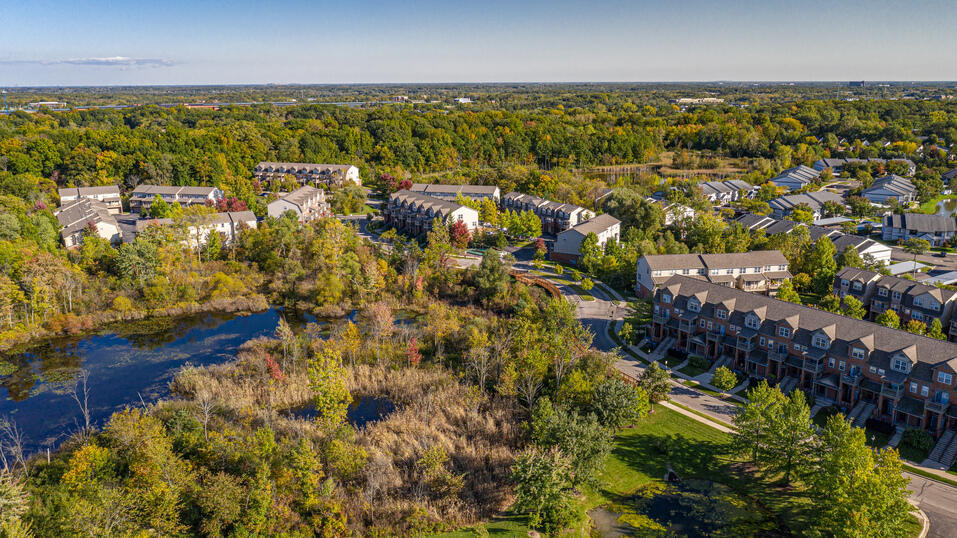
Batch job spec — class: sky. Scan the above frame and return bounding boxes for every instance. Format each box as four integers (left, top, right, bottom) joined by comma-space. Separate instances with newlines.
0, 0, 955, 85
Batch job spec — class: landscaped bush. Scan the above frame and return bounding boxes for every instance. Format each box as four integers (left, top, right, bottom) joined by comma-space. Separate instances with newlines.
901, 428, 934, 452
688, 355, 710, 372
711, 366, 738, 391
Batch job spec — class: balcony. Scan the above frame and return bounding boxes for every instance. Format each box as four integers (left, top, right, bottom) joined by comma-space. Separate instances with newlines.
925, 399, 949, 414
769, 350, 788, 362
881, 385, 903, 400
653, 313, 671, 324
802, 360, 824, 375
732, 339, 755, 352
840, 373, 862, 386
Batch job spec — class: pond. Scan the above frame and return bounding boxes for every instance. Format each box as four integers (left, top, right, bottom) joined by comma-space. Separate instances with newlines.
283, 396, 396, 428
0, 308, 315, 454
935, 198, 957, 217
590, 479, 783, 537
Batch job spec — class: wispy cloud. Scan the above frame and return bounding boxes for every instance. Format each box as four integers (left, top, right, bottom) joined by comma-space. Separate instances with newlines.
0, 56, 175, 68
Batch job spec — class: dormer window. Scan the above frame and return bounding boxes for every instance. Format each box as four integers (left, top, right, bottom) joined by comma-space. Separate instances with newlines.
852, 282, 862, 291
878, 287, 888, 297
938, 372, 954, 386
745, 314, 760, 330
851, 348, 865, 360
892, 358, 909, 373
778, 327, 791, 338
662, 294, 671, 304
716, 309, 727, 320
812, 334, 830, 349
688, 299, 700, 312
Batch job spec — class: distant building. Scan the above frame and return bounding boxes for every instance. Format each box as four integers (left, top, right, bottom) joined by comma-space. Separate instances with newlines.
407, 183, 500, 203
135, 211, 257, 245
768, 191, 845, 221
861, 175, 918, 205
383, 191, 479, 236
500, 192, 594, 234
551, 214, 621, 264
813, 157, 917, 176
454, 97, 472, 104
254, 162, 361, 187
58, 185, 122, 214
129, 185, 223, 213
883, 213, 957, 247
635, 251, 790, 297
942, 168, 957, 184
698, 179, 755, 203
769, 165, 821, 192
644, 197, 695, 225
55, 198, 121, 248
671, 97, 724, 105
737, 213, 890, 264
267, 186, 330, 223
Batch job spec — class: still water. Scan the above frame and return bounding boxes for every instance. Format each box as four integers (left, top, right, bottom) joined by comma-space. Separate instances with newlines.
0, 309, 295, 453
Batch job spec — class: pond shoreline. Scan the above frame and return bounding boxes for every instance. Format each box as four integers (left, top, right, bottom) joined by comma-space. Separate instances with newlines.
0, 294, 270, 354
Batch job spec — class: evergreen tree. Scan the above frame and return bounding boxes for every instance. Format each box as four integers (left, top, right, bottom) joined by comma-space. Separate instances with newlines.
928, 318, 946, 340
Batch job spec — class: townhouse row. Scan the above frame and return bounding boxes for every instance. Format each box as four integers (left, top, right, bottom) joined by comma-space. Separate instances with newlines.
835, 266, 957, 341
651, 275, 957, 439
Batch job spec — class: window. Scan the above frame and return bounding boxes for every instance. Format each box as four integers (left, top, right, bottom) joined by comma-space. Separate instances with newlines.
869, 366, 877, 374
716, 309, 727, 320
914, 297, 923, 307
892, 291, 902, 301
726, 268, 734, 275
910, 382, 918, 394
851, 348, 865, 360
793, 342, 801, 350
892, 358, 909, 373
662, 294, 671, 304
745, 315, 760, 330
878, 287, 888, 297
921, 385, 929, 397
707, 321, 713, 330
839, 360, 846, 371
778, 327, 791, 338
700, 319, 706, 328
828, 357, 835, 368
688, 300, 700, 312
759, 336, 766, 346
938, 372, 954, 386
841, 279, 850, 288
812, 334, 830, 349
912, 312, 923, 322
853, 282, 862, 291
878, 369, 885, 376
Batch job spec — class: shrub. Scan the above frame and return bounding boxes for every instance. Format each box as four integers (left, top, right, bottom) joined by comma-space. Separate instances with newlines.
554, 264, 564, 276
112, 295, 133, 312
711, 366, 738, 391
901, 428, 934, 453
689, 355, 710, 371
580, 278, 594, 291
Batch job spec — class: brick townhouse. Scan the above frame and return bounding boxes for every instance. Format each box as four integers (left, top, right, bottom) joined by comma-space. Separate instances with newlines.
834, 266, 957, 340
651, 275, 957, 440
500, 192, 593, 234
383, 190, 479, 236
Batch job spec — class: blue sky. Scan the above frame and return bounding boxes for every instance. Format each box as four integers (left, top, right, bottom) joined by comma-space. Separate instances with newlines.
0, 0, 955, 85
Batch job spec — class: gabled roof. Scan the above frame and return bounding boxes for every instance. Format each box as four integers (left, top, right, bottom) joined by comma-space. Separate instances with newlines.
769, 191, 845, 212
58, 185, 121, 198
55, 198, 117, 237
560, 214, 621, 237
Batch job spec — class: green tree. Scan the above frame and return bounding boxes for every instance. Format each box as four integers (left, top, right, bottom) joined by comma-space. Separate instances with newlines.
764, 390, 815, 483
809, 415, 912, 537
307, 345, 352, 432
638, 363, 670, 405
875, 309, 901, 329
148, 194, 171, 218
836, 245, 862, 269
902, 238, 930, 276
590, 378, 650, 430
474, 249, 508, 301
802, 237, 838, 295
579, 233, 602, 274
819, 293, 841, 313
927, 318, 946, 340
791, 207, 814, 224
529, 399, 611, 487
711, 366, 738, 391
115, 240, 159, 288
510, 448, 576, 535
840, 296, 866, 320
775, 280, 801, 304
732, 380, 785, 465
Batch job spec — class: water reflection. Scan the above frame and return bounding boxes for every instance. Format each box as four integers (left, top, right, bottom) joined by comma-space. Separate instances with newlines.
0, 308, 307, 453
935, 199, 957, 217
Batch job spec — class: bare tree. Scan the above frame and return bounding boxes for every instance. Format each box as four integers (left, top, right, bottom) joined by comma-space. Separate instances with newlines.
369, 302, 394, 365
196, 392, 215, 442
0, 418, 26, 471
466, 346, 494, 393
71, 369, 92, 432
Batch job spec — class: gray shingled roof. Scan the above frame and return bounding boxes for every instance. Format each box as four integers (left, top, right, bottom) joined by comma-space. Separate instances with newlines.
643, 251, 788, 272
885, 213, 957, 234
660, 275, 957, 368
562, 214, 620, 236
55, 198, 116, 237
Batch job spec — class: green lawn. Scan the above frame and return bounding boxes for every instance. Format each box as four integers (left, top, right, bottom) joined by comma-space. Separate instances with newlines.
661, 354, 684, 368
918, 194, 957, 214
812, 406, 841, 428
677, 362, 709, 378
865, 429, 891, 448
898, 443, 931, 464
435, 407, 920, 537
